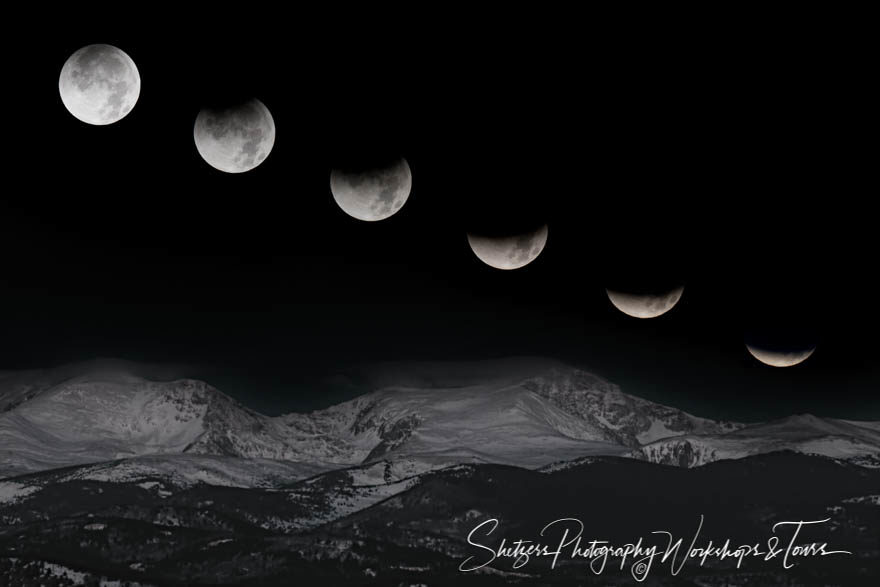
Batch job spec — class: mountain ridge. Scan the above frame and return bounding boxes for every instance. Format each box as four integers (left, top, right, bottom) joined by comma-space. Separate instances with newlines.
1, 358, 878, 479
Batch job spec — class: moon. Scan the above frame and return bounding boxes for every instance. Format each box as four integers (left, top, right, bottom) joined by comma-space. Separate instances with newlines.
58, 44, 140, 125
467, 225, 549, 270
330, 158, 412, 221
746, 344, 815, 367
193, 100, 275, 173
606, 286, 684, 319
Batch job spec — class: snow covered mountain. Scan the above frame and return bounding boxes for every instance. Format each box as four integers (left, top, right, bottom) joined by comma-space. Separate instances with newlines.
1, 358, 879, 479
0, 360, 362, 478
633, 414, 880, 467
0, 358, 627, 476
3, 359, 878, 586
519, 367, 743, 446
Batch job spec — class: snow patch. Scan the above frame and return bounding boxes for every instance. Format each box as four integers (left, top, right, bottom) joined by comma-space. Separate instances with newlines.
843, 494, 880, 506
0, 481, 40, 504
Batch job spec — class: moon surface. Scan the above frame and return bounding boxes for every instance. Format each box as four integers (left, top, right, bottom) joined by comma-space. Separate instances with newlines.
467, 225, 549, 270
606, 286, 684, 319
59, 44, 140, 125
193, 100, 275, 173
746, 345, 815, 368
330, 158, 412, 221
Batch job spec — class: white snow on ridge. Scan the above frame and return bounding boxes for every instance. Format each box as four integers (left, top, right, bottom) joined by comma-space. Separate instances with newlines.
638, 418, 683, 445
843, 495, 880, 506
0, 359, 672, 478
56, 454, 333, 489
539, 456, 601, 473
357, 382, 632, 468
0, 358, 878, 481
840, 419, 880, 434
282, 475, 420, 531
0, 481, 41, 504
635, 432, 880, 468
519, 368, 745, 448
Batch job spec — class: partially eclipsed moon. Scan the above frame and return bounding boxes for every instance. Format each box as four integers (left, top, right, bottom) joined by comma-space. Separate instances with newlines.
606, 286, 684, 319
330, 158, 412, 221
59, 44, 140, 125
193, 99, 275, 173
467, 225, 549, 270
746, 345, 815, 367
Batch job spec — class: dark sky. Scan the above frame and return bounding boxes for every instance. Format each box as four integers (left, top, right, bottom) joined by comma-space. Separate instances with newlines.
0, 20, 875, 421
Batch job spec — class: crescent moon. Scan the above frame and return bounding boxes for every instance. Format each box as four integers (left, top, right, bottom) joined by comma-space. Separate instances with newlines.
467, 225, 549, 270
330, 158, 412, 221
606, 286, 684, 319
746, 345, 815, 367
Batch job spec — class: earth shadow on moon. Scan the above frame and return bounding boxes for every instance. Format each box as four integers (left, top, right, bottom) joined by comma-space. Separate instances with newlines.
330, 155, 412, 221
193, 99, 275, 173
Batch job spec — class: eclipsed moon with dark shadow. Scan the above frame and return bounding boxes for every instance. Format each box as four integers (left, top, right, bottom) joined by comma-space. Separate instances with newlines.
467, 225, 549, 270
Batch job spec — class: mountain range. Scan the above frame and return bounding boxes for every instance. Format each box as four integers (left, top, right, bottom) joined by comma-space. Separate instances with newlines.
2, 358, 879, 585
2, 357, 878, 481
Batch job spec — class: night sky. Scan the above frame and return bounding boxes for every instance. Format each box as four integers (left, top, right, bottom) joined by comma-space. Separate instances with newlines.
1, 23, 875, 421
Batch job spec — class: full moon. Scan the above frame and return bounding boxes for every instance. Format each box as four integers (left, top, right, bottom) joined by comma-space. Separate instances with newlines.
58, 44, 140, 125
606, 286, 684, 319
746, 344, 816, 368
330, 158, 412, 221
467, 225, 549, 270
193, 100, 275, 173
